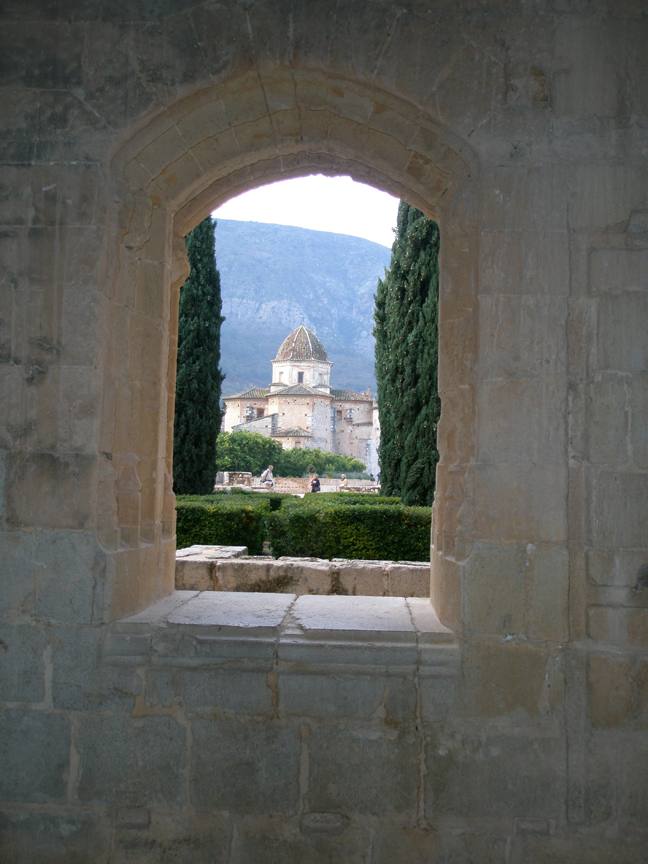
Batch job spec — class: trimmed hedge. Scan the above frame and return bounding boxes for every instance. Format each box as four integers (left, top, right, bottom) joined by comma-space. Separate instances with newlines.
176, 498, 268, 554
290, 492, 402, 508
176, 493, 432, 561
267, 502, 431, 561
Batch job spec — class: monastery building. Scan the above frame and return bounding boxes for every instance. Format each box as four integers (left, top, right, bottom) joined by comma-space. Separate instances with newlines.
223, 325, 380, 471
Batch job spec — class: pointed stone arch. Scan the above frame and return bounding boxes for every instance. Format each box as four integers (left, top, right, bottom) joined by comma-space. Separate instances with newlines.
101, 66, 479, 621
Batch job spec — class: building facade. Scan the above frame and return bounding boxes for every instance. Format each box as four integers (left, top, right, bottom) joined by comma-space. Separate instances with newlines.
223, 325, 379, 470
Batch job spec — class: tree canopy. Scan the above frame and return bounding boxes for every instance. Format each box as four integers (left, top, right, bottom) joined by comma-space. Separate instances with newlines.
173, 216, 224, 494
374, 201, 440, 505
216, 431, 366, 477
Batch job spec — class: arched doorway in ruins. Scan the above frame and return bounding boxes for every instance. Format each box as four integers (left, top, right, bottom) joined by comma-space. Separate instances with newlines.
102, 67, 480, 629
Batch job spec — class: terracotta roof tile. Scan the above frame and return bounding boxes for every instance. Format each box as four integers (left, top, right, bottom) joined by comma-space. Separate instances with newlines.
224, 387, 270, 399
272, 384, 328, 397
274, 325, 329, 362
272, 427, 311, 437
330, 388, 372, 401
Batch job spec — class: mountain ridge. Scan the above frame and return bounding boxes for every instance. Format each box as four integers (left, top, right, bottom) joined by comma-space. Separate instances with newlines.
215, 219, 392, 396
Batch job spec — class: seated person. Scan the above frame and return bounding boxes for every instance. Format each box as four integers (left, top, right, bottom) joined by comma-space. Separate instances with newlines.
260, 464, 274, 488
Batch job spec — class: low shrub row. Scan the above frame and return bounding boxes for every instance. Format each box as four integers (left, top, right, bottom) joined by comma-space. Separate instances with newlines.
283, 492, 402, 508
268, 502, 430, 561
176, 492, 431, 561
175, 498, 268, 554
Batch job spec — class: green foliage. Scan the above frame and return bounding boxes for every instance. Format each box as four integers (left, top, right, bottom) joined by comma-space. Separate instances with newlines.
374, 202, 440, 505
215, 431, 365, 477
176, 497, 268, 553
282, 492, 402, 508
216, 431, 282, 474
268, 500, 431, 561
274, 446, 365, 477
176, 492, 431, 561
173, 216, 224, 494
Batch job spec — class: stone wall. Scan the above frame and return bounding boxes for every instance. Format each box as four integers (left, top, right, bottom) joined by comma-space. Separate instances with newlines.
1, 1, 647, 861
175, 545, 430, 596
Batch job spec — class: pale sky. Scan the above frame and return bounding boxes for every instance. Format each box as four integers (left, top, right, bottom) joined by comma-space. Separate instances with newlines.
213, 175, 399, 249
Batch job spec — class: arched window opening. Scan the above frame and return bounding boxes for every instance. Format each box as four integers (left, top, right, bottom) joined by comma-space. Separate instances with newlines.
171, 173, 441, 601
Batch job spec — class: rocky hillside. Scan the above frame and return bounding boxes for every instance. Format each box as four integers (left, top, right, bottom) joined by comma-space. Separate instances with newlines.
215, 220, 391, 395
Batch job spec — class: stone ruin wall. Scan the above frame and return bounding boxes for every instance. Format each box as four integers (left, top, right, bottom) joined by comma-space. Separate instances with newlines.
1, 1, 647, 861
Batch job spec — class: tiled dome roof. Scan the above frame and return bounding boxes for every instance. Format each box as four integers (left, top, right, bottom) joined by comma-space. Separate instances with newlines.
274, 325, 328, 362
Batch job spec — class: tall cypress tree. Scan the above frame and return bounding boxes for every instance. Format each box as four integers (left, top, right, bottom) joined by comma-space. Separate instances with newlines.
374, 202, 440, 505
173, 216, 224, 494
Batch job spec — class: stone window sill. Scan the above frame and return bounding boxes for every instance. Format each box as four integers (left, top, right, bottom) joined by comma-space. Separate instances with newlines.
105, 592, 458, 674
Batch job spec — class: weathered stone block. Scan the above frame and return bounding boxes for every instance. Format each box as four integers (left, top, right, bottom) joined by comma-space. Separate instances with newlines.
630, 373, 648, 468
590, 248, 648, 294
570, 164, 645, 231
588, 654, 635, 728
586, 373, 629, 463
56, 366, 99, 453
526, 544, 570, 643
308, 725, 418, 816
0, 531, 36, 621
463, 539, 568, 641
509, 833, 647, 864
485, 372, 561, 464
333, 559, 386, 596
52, 625, 140, 711
596, 293, 648, 372
474, 462, 567, 544
279, 671, 416, 723
419, 665, 458, 724
6, 453, 96, 529
554, 20, 619, 119
430, 550, 462, 634
464, 542, 527, 636
0, 710, 69, 803
229, 815, 371, 864
60, 283, 100, 367
478, 292, 567, 379
370, 825, 441, 864
216, 558, 281, 592
181, 668, 273, 715
480, 167, 570, 232
175, 558, 213, 591
479, 230, 569, 296
591, 468, 648, 547
637, 660, 648, 728
77, 714, 186, 806
587, 606, 648, 648
427, 731, 565, 819
290, 594, 414, 638
191, 717, 300, 814
622, 738, 648, 826
0, 809, 111, 864
34, 531, 105, 624
0, 363, 26, 450
387, 564, 430, 597
111, 811, 231, 864
0, 450, 6, 519
587, 548, 648, 589
440, 831, 508, 864
0, 623, 47, 702
582, 732, 618, 825
167, 590, 295, 630
461, 641, 561, 720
